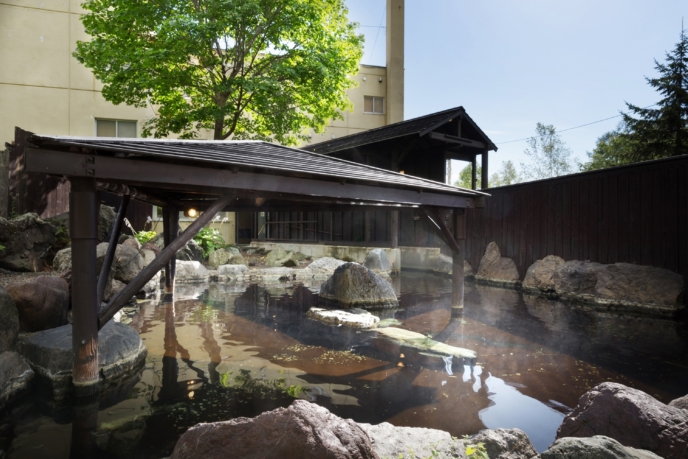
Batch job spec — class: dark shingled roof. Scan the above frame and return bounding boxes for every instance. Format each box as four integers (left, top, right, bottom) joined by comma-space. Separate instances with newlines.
302, 106, 497, 155
31, 134, 487, 197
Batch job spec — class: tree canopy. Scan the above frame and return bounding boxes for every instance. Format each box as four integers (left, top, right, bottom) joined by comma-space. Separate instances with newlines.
520, 123, 577, 180
621, 29, 688, 161
74, 0, 363, 143
455, 163, 481, 189
490, 160, 520, 187
580, 122, 636, 171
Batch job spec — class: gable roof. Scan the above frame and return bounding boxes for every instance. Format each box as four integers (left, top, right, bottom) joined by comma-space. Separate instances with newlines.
303, 106, 497, 155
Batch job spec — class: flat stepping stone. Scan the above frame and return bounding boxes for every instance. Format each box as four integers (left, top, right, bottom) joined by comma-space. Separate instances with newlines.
307, 307, 380, 329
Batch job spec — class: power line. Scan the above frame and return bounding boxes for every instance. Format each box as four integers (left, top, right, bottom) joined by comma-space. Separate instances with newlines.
496, 104, 658, 145
359, 25, 386, 28
367, 5, 386, 65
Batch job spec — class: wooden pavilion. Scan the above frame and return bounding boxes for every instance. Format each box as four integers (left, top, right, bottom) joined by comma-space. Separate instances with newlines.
17, 129, 487, 396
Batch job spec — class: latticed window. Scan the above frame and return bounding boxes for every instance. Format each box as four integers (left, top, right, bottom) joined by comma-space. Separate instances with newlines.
364, 96, 384, 114
96, 119, 137, 138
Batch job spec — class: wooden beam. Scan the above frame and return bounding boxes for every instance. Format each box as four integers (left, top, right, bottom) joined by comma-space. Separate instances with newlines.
25, 148, 477, 209
97, 182, 168, 207
428, 132, 487, 149
97, 194, 130, 307
98, 194, 234, 328
162, 206, 179, 299
69, 178, 99, 396
417, 209, 461, 254
471, 156, 477, 190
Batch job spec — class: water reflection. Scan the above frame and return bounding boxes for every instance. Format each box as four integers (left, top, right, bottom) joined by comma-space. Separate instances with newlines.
2, 272, 686, 458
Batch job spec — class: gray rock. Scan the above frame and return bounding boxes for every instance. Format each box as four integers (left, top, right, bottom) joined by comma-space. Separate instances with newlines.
208, 247, 245, 269
556, 382, 688, 459
170, 399, 379, 459
121, 237, 141, 250
523, 255, 565, 296
364, 249, 391, 272
113, 243, 145, 284
476, 242, 521, 287
107, 279, 127, 302
0, 213, 58, 272
669, 394, 688, 411
6, 276, 69, 332
140, 248, 156, 267
141, 241, 161, 256
540, 436, 663, 459
16, 321, 147, 401
433, 254, 474, 277
265, 246, 288, 267
303, 257, 346, 276
0, 288, 19, 352
0, 351, 34, 409
306, 308, 380, 329
553, 261, 684, 316
466, 428, 537, 459
174, 261, 209, 284
176, 239, 204, 263
373, 327, 476, 369
359, 422, 465, 459
216, 264, 248, 283
319, 263, 398, 309
146, 232, 165, 252
98, 205, 117, 243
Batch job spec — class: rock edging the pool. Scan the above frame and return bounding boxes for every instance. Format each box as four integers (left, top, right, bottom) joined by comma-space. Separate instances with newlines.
169, 382, 685, 459
473, 242, 685, 318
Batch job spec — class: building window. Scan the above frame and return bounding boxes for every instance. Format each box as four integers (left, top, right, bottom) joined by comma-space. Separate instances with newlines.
96, 119, 137, 138
364, 96, 384, 114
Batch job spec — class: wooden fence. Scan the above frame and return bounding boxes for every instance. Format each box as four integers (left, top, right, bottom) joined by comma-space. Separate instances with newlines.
465, 155, 688, 283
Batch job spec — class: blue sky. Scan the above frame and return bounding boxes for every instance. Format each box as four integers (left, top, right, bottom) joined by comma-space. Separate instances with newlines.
345, 0, 687, 182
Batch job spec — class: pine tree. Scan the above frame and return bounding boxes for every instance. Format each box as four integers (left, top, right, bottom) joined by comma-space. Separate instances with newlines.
622, 29, 688, 160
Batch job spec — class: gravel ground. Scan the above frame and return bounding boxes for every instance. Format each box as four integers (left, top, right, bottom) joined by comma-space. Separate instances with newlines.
0, 269, 60, 289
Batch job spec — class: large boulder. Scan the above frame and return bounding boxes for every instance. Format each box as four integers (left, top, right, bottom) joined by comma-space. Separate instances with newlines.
6, 276, 69, 332
540, 436, 662, 459
364, 249, 391, 273
265, 247, 299, 267
553, 261, 684, 316
556, 382, 688, 459
176, 239, 204, 263
0, 213, 58, 272
16, 321, 147, 401
98, 205, 117, 243
669, 394, 688, 411
307, 308, 380, 329
298, 257, 347, 280
53, 242, 143, 286
208, 247, 245, 269
522, 255, 565, 296
170, 399, 379, 459
0, 288, 19, 352
475, 242, 521, 287
0, 351, 34, 409
216, 264, 248, 283
359, 422, 465, 459
432, 254, 474, 278
319, 263, 398, 309
113, 243, 145, 283
466, 428, 537, 459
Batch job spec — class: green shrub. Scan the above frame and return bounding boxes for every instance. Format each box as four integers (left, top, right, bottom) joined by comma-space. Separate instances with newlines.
135, 230, 157, 245
194, 227, 226, 258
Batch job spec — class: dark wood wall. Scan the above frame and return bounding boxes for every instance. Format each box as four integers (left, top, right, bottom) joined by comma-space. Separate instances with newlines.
465, 155, 688, 282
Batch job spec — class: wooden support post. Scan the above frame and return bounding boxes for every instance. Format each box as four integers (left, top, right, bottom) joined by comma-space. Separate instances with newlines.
0, 148, 8, 218
99, 194, 235, 328
162, 206, 179, 299
390, 211, 399, 248
452, 209, 466, 317
69, 394, 99, 458
471, 156, 477, 190
364, 211, 372, 242
69, 178, 100, 396
97, 194, 130, 307
481, 150, 489, 190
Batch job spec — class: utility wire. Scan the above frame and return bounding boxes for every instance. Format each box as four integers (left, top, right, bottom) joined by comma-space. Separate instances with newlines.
496, 104, 658, 145
367, 4, 386, 65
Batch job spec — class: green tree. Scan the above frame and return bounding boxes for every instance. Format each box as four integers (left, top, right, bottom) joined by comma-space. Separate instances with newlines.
74, 0, 363, 144
455, 163, 482, 189
520, 123, 578, 181
581, 122, 636, 171
621, 29, 688, 160
490, 160, 520, 186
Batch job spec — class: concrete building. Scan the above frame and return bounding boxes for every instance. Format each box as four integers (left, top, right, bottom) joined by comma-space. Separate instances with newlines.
1, 0, 405, 244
